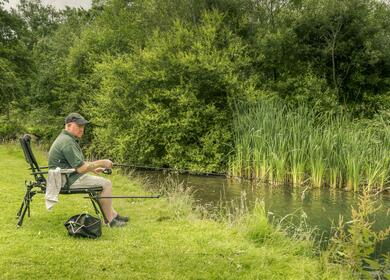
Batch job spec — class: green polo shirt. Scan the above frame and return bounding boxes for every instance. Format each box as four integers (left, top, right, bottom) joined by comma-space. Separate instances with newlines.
48, 130, 85, 186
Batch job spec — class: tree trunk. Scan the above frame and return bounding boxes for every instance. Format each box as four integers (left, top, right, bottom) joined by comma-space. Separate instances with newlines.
330, 22, 342, 97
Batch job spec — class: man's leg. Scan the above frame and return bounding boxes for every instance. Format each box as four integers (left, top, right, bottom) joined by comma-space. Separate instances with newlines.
98, 179, 117, 222
70, 174, 119, 223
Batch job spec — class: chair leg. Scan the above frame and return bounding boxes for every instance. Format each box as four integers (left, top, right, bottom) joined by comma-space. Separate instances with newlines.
17, 182, 30, 218
16, 198, 25, 218
17, 201, 29, 227
17, 186, 35, 227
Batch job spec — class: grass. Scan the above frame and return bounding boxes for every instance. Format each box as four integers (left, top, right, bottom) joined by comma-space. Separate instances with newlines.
0, 143, 355, 279
229, 100, 390, 192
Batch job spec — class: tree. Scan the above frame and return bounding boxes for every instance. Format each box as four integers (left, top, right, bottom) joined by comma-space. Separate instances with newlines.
294, 0, 390, 109
86, 11, 254, 171
16, 0, 60, 48
26, 6, 94, 140
0, 2, 30, 118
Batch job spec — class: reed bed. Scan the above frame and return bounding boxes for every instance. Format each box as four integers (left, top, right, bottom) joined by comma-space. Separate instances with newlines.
229, 100, 390, 192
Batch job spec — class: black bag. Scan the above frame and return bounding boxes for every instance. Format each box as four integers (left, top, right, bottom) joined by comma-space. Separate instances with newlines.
64, 213, 102, 239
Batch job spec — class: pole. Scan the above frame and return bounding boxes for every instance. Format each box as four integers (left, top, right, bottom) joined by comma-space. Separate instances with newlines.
84, 195, 161, 199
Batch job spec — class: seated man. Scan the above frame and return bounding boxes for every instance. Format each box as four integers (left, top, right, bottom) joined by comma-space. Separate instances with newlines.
48, 112, 128, 227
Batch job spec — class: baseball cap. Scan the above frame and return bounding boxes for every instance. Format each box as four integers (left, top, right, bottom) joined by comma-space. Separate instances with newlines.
64, 113, 89, 125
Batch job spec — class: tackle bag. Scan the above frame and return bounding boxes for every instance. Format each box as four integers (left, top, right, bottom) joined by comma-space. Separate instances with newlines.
64, 213, 102, 239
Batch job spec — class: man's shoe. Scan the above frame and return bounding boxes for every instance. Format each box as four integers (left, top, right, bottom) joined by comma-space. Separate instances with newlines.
115, 214, 129, 222
109, 218, 127, 228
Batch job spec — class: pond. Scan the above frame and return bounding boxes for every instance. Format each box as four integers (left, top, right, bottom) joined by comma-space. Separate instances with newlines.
136, 171, 390, 256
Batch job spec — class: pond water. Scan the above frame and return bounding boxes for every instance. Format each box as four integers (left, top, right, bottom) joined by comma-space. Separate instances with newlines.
136, 171, 390, 255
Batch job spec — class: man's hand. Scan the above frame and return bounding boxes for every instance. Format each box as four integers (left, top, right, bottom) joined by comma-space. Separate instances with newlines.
93, 167, 105, 174
76, 159, 113, 174
102, 159, 113, 169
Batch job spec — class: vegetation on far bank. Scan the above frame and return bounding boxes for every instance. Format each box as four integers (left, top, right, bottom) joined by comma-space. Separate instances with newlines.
230, 100, 390, 192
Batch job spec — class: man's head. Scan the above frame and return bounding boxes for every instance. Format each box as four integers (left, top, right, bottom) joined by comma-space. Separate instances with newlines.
64, 113, 89, 138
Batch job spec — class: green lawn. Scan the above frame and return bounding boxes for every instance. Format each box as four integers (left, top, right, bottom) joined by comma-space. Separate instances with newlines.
0, 144, 355, 279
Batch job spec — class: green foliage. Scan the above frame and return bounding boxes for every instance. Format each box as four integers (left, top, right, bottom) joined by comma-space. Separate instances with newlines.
0, 116, 24, 140
159, 176, 196, 220
327, 187, 390, 278
293, 0, 390, 112
16, 0, 61, 47
0, 3, 31, 116
27, 7, 91, 114
87, 10, 254, 171
1, 0, 390, 172
244, 201, 274, 245
0, 1, 388, 276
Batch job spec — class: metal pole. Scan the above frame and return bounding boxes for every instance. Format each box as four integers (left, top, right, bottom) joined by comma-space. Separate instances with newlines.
83, 195, 161, 199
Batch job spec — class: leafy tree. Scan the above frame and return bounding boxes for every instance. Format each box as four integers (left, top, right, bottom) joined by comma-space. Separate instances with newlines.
0, 1, 30, 118
87, 11, 255, 171
16, 0, 60, 48
294, 0, 390, 111
26, 6, 95, 140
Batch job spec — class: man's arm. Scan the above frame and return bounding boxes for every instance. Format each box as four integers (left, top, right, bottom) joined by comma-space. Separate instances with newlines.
76, 159, 113, 174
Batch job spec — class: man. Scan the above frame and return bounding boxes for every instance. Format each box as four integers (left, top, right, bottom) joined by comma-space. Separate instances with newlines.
48, 112, 128, 227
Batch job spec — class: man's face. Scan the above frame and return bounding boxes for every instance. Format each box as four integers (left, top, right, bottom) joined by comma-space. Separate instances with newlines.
66, 122, 85, 138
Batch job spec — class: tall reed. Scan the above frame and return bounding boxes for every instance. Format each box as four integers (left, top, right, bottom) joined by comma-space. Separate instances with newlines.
229, 100, 389, 191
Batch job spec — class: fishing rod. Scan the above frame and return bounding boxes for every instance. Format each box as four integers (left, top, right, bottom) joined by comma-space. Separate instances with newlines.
98, 168, 162, 199
109, 163, 227, 177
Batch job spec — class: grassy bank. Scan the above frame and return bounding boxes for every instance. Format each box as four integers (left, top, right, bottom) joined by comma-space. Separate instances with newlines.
229, 100, 390, 192
0, 143, 354, 279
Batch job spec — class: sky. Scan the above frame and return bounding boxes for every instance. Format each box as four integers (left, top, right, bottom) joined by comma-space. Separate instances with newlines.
3, 0, 92, 10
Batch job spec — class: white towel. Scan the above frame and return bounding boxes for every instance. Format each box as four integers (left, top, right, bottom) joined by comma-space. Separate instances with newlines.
45, 167, 63, 210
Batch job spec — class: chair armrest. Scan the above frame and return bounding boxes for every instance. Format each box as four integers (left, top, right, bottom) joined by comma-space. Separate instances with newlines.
60, 169, 76, 174
31, 171, 48, 175
29, 166, 49, 170
31, 168, 75, 175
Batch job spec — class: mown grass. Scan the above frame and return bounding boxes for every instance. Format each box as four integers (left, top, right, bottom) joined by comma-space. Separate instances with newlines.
229, 100, 390, 192
0, 143, 355, 279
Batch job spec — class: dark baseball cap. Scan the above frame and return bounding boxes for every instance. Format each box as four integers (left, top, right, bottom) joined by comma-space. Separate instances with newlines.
64, 113, 89, 125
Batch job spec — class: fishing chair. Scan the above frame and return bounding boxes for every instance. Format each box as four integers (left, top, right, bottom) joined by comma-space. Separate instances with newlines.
16, 134, 107, 227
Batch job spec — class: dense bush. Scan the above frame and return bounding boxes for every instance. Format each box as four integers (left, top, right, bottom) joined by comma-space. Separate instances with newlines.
87, 11, 256, 171
0, 116, 24, 141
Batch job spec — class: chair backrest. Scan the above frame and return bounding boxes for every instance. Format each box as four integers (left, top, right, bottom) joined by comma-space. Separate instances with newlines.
20, 134, 46, 184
